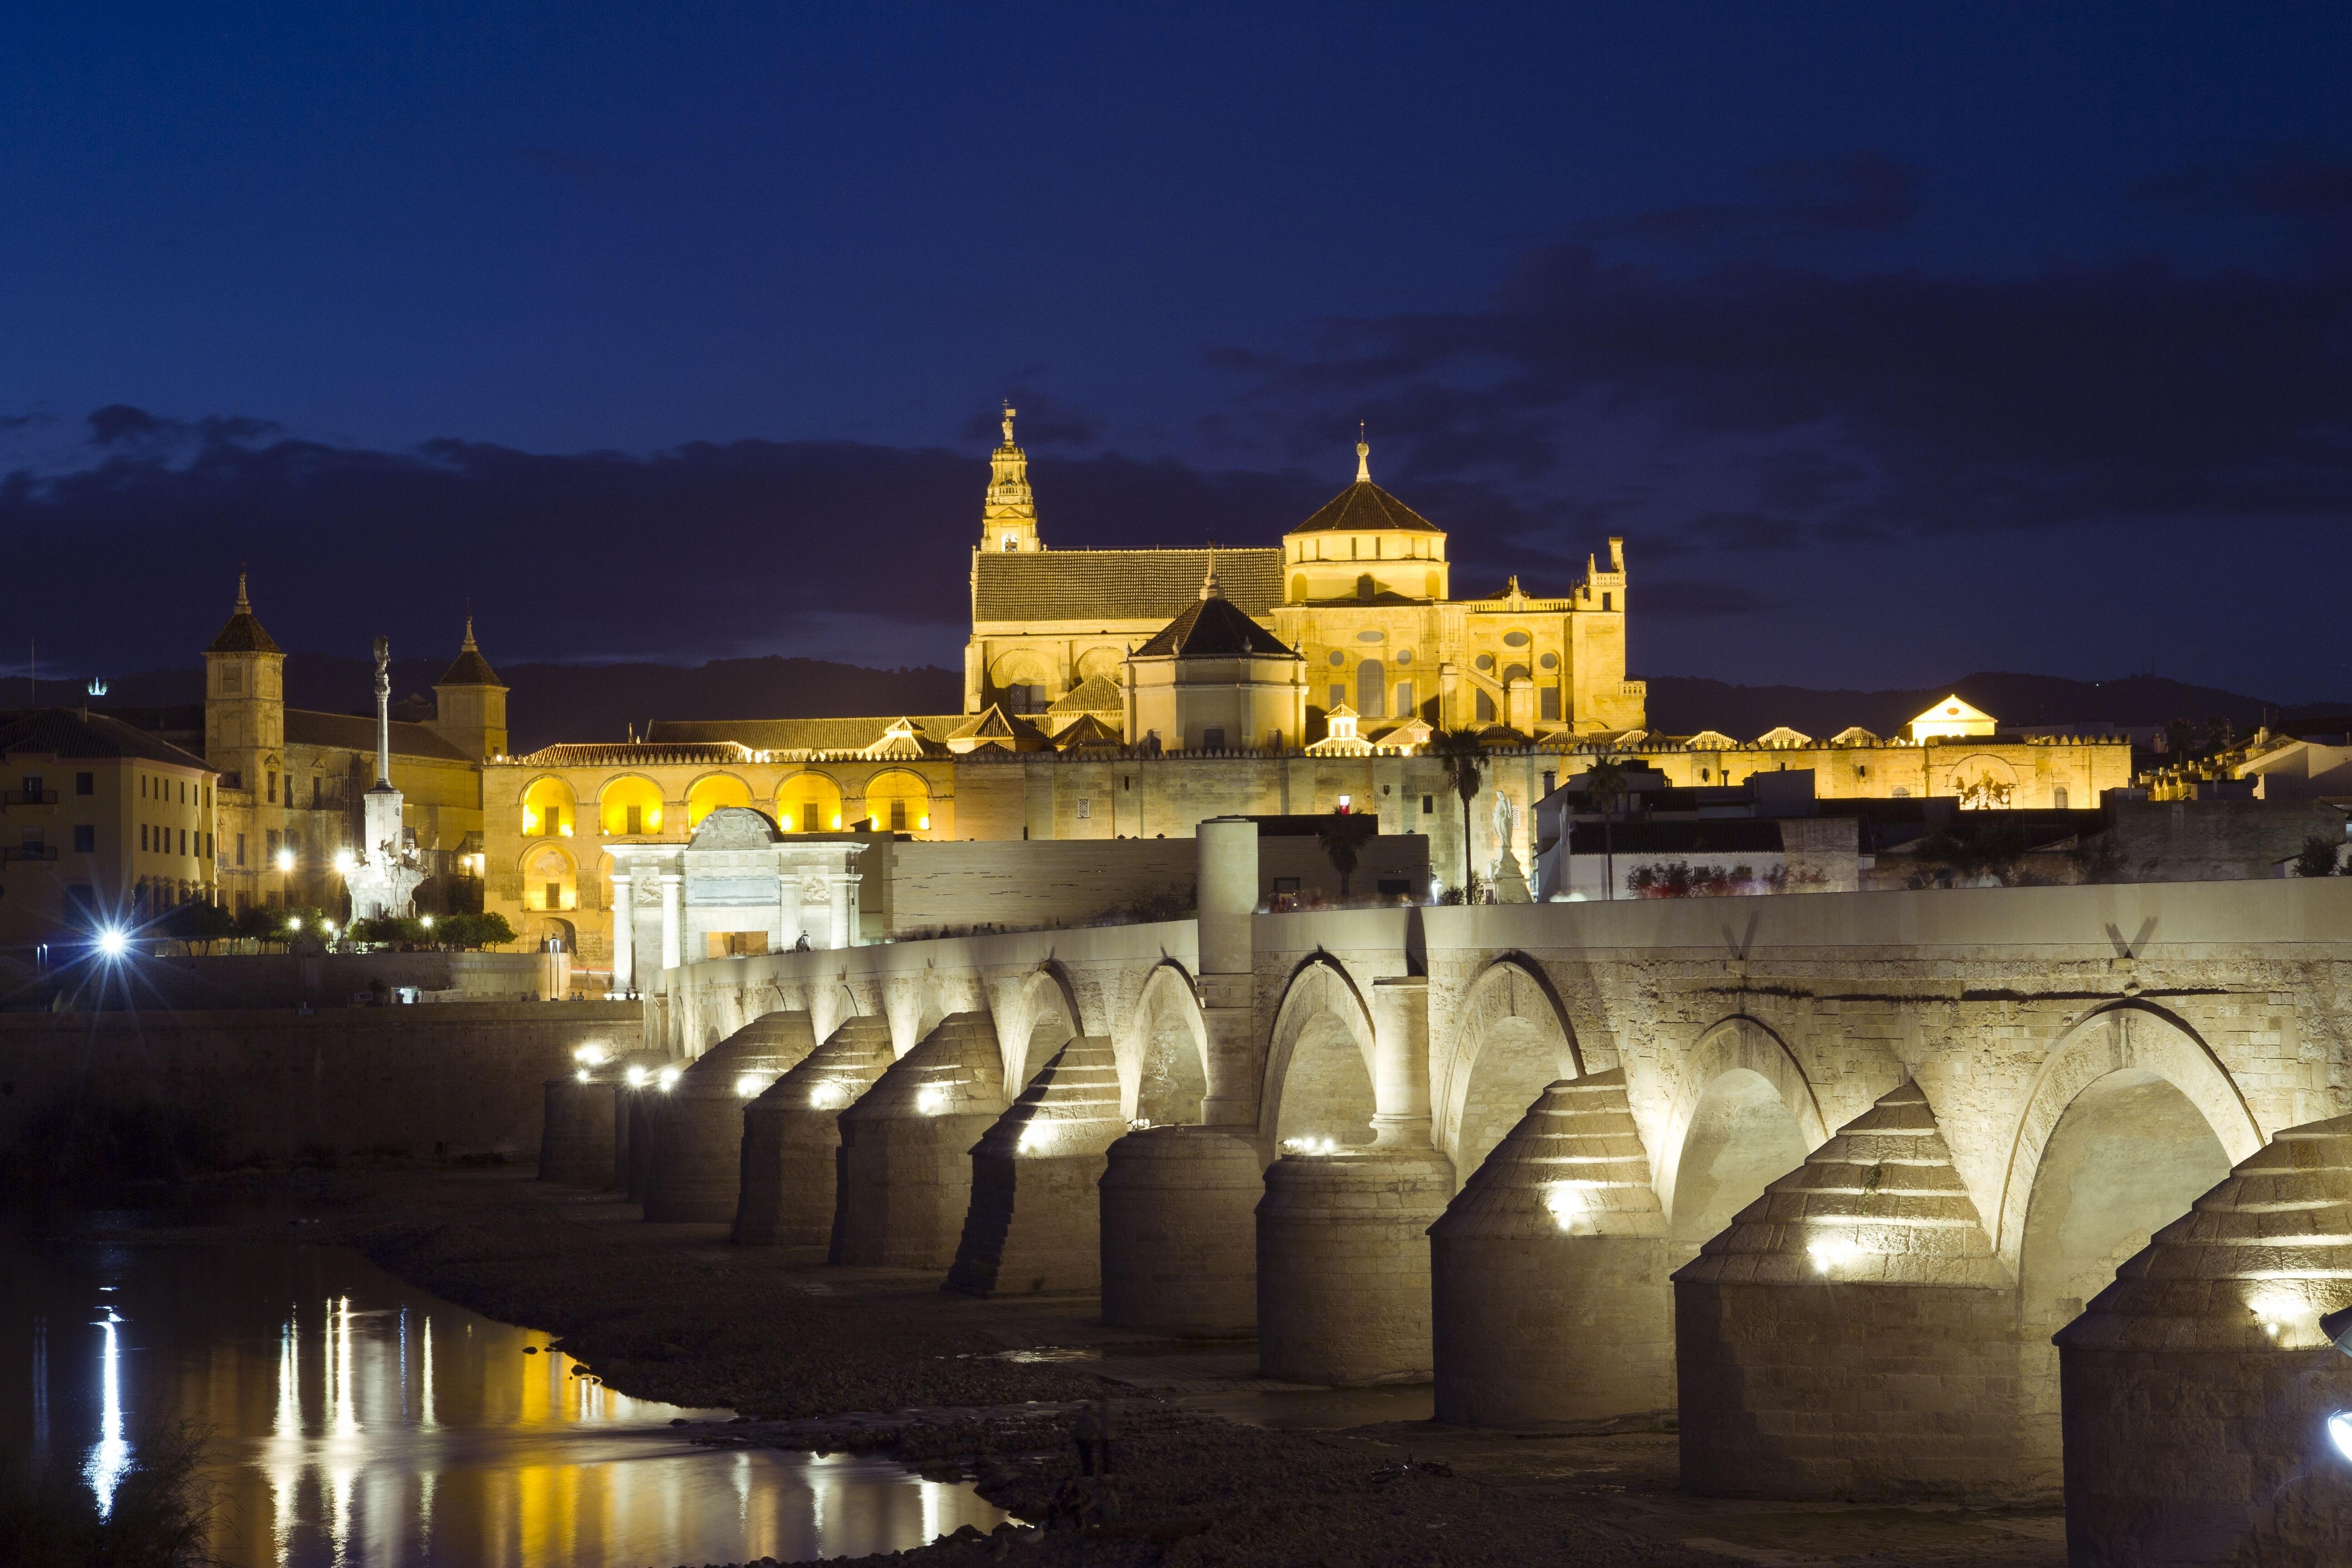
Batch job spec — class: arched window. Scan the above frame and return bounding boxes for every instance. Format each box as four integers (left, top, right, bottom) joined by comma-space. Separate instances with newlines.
524, 846, 576, 911
685, 773, 751, 828
598, 775, 664, 836
776, 772, 844, 833
862, 769, 931, 834
521, 777, 577, 839
1356, 659, 1386, 719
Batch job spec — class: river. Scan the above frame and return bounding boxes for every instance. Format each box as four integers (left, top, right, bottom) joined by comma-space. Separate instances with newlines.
0, 1218, 1005, 1566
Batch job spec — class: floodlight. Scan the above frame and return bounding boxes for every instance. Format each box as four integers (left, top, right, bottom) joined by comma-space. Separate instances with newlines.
275, 847, 295, 872
95, 927, 127, 959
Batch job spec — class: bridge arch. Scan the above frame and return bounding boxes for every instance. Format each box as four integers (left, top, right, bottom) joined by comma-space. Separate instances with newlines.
1656, 1015, 1829, 1263
1437, 956, 1583, 1186
1999, 1000, 2260, 1478
1001, 962, 1082, 1092
1261, 956, 1378, 1152
1121, 961, 1207, 1127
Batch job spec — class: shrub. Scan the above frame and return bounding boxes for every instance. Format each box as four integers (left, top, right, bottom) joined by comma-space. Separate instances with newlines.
0, 1420, 215, 1568
2295, 836, 2343, 878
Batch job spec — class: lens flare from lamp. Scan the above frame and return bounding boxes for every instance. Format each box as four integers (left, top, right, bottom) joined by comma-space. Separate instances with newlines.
574, 1068, 590, 1083
624, 1065, 649, 1088
735, 1073, 764, 1099
1543, 1181, 1586, 1232
574, 1043, 608, 1066
275, 847, 295, 872
657, 1067, 681, 1093
420, 915, 435, 930
915, 1085, 947, 1115
286, 917, 301, 933
95, 927, 128, 958
2331, 1412, 2352, 1464
333, 849, 355, 874
1808, 1236, 1864, 1274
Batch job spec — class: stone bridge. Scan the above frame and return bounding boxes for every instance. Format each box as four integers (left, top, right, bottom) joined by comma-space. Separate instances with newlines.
612, 819, 2352, 1548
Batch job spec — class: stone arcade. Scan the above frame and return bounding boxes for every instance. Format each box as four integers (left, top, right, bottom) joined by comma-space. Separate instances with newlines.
574, 825, 2352, 1553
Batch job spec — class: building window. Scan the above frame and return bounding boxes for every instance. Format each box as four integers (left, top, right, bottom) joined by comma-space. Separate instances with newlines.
236, 833, 246, 867
265, 829, 279, 859
311, 777, 321, 807
179, 829, 187, 856
22, 774, 42, 800
2054, 787, 2069, 809
74, 825, 94, 853
267, 770, 277, 804
625, 804, 642, 835
1076, 799, 1091, 820
1421, 794, 1433, 814
1857, 764, 1868, 779
1357, 660, 1386, 718
1540, 688, 1560, 722
803, 801, 821, 832
545, 880, 561, 908
1396, 680, 1414, 715
1542, 771, 1557, 797
141, 824, 149, 852
1273, 877, 1300, 895
206, 833, 214, 859
75, 772, 93, 795
890, 799, 907, 831
1602, 592, 1612, 611
1202, 727, 1226, 751
1700, 768, 1711, 782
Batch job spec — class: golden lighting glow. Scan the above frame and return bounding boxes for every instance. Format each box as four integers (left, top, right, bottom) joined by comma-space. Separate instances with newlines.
624, 1065, 650, 1088
686, 773, 753, 828
1280, 1136, 1339, 1156
810, 1082, 848, 1111
735, 1073, 765, 1099
915, 1085, 947, 1116
1807, 1235, 1865, 1274
333, 848, 356, 874
1542, 1180, 1586, 1232
2249, 1289, 2324, 1348
657, 1066, 682, 1093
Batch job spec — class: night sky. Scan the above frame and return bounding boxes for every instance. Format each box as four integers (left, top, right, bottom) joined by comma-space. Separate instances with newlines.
7, 6, 2351, 703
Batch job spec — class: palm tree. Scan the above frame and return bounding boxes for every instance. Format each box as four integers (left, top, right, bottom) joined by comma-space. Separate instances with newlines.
1433, 727, 1487, 899
1582, 755, 1630, 901
1316, 808, 1378, 900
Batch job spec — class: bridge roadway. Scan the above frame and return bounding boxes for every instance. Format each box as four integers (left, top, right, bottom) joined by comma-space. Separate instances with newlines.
619, 820, 2352, 1544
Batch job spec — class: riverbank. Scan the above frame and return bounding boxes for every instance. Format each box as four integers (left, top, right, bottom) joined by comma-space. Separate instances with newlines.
37, 1165, 2063, 1567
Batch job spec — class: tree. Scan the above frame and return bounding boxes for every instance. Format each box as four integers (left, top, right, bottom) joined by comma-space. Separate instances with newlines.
1315, 808, 1378, 900
2294, 836, 2343, 879
1582, 755, 1631, 902
162, 901, 237, 953
439, 911, 517, 950
1433, 727, 1486, 899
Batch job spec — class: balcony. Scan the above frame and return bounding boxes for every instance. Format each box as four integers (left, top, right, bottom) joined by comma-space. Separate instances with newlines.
2, 843, 59, 862
1, 789, 59, 807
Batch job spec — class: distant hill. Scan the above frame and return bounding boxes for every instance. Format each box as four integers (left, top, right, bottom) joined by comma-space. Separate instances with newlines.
20, 657, 2341, 758
1643, 671, 2352, 741
21, 656, 962, 755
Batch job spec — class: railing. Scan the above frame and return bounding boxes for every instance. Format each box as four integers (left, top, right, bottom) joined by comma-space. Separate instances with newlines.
1, 843, 59, 862
0, 789, 59, 806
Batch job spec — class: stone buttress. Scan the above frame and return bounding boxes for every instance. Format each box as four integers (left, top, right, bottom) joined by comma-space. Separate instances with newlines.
542, 1047, 666, 1189
835, 1012, 1005, 1269
1674, 1080, 2020, 1500
642, 1014, 817, 1223
1429, 1071, 1671, 1425
946, 1036, 1125, 1294
732, 1016, 894, 1247
2058, 1113, 2352, 1566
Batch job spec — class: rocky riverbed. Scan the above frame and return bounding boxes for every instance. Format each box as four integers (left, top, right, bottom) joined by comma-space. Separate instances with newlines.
64, 1163, 2064, 1567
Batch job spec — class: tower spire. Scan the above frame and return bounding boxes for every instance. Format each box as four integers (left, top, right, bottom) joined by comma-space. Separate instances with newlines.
982, 400, 1040, 552
1355, 423, 1371, 484
1200, 544, 1222, 601
235, 563, 251, 612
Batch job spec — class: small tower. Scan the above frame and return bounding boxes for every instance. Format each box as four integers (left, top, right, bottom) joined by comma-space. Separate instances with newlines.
980, 403, 1041, 554
431, 614, 509, 761
202, 570, 285, 799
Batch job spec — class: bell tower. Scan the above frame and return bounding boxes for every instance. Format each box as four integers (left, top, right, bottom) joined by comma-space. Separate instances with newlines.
980, 403, 1041, 554
431, 614, 509, 761
202, 571, 285, 799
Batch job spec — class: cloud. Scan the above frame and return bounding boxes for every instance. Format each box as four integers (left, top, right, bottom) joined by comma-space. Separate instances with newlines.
1684, 510, 1807, 552
958, 388, 1100, 448
2137, 144, 2352, 220
1577, 153, 1922, 248
1637, 579, 1773, 617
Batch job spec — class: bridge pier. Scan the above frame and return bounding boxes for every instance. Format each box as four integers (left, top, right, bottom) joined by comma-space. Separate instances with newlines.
1675, 1081, 2024, 1500
733, 1016, 894, 1247
835, 1012, 1005, 1269
1259, 975, 1451, 1384
643, 1014, 817, 1223
1099, 1125, 1263, 1333
1430, 1071, 1672, 1425
946, 1036, 1124, 1294
540, 1074, 618, 1187
2059, 1113, 2352, 1563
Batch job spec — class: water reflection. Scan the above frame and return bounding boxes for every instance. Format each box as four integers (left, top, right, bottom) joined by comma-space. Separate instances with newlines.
1, 1236, 1005, 1566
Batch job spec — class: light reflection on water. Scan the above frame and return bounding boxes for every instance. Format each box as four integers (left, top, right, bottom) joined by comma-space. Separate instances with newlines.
3, 1238, 1005, 1566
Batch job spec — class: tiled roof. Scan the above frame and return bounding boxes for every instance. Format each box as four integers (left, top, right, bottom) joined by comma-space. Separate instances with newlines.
284, 709, 475, 762
1134, 593, 1299, 660
506, 740, 758, 768
0, 709, 215, 770
1288, 480, 1443, 535
649, 715, 966, 753
973, 548, 1281, 622
206, 609, 281, 654
1048, 674, 1123, 714
437, 617, 505, 687
1053, 713, 1126, 749
947, 705, 1052, 751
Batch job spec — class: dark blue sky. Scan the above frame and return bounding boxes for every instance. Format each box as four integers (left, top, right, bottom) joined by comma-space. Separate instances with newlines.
7, 6, 2352, 702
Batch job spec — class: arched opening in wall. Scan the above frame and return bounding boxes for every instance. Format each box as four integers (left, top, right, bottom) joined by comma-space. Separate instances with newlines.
685, 773, 752, 828
1454, 1016, 1560, 1185
1019, 988, 1077, 1089
521, 777, 577, 839
862, 769, 931, 834
1075, 647, 1124, 684
599, 775, 664, 836
775, 772, 844, 834
523, 846, 577, 912
1666, 1068, 1810, 1267
1135, 997, 1207, 1127
2016, 1068, 2231, 1455
990, 652, 1053, 714
529, 916, 576, 953
1274, 1013, 1377, 1150
1357, 659, 1386, 719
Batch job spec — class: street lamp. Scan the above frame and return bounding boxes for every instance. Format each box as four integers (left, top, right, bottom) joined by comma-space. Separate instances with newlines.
275, 846, 295, 873
333, 848, 355, 875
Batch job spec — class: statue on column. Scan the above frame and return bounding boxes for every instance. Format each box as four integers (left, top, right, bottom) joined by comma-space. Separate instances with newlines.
1487, 789, 1533, 904
345, 636, 427, 923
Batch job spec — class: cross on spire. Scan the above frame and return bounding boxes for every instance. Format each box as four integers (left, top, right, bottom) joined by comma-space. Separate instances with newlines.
1355, 422, 1371, 483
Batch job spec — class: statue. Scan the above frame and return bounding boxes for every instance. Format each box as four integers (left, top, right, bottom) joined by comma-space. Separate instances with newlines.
344, 636, 427, 923
1487, 789, 1533, 904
